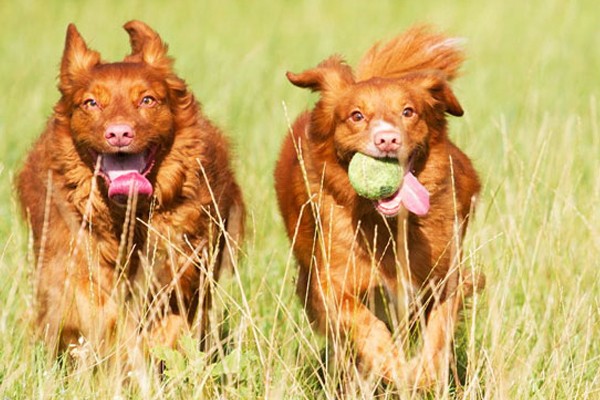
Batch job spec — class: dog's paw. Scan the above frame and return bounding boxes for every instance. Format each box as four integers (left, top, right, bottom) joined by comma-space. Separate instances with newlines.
403, 356, 445, 390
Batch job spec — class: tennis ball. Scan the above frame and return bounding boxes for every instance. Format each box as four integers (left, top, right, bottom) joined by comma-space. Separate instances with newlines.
348, 153, 402, 200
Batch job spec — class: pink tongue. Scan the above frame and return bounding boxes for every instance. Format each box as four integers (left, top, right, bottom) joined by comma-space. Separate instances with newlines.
376, 172, 430, 217
398, 171, 430, 216
102, 153, 153, 200
107, 171, 153, 199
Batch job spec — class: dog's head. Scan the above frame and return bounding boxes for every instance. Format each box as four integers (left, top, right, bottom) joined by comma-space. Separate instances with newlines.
287, 56, 462, 169
57, 21, 191, 205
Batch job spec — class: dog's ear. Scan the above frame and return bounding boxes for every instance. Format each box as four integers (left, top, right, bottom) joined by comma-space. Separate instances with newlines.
59, 24, 101, 94
286, 56, 354, 94
286, 57, 355, 137
426, 75, 463, 117
124, 21, 193, 110
123, 20, 173, 70
414, 72, 463, 117
421, 74, 464, 117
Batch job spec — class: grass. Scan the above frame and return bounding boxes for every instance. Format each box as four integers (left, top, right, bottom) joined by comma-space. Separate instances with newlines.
1, 0, 599, 398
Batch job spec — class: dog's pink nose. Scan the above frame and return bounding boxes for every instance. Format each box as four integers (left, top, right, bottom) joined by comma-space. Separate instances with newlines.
374, 130, 401, 153
105, 124, 134, 148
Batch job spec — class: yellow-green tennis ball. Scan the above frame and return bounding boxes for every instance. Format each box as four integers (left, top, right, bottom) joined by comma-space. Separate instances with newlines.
348, 153, 402, 200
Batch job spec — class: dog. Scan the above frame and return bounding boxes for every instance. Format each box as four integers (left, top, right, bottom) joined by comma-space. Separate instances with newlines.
17, 21, 244, 364
275, 26, 483, 388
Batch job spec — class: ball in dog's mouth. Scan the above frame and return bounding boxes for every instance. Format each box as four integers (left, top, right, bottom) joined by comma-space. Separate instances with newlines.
348, 153, 402, 200
95, 146, 158, 204
375, 171, 430, 217
348, 152, 430, 217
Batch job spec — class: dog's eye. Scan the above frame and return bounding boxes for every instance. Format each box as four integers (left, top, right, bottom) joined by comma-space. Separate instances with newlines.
83, 98, 99, 110
349, 111, 365, 123
139, 96, 157, 108
402, 107, 415, 118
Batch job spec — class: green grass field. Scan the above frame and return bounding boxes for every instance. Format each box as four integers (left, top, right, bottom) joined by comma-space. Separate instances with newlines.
1, 0, 599, 398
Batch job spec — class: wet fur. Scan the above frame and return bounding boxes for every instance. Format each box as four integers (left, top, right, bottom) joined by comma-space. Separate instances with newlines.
17, 21, 244, 362
275, 26, 483, 387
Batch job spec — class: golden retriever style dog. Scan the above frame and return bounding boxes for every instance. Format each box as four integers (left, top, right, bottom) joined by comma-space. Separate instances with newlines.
275, 26, 483, 387
17, 21, 244, 365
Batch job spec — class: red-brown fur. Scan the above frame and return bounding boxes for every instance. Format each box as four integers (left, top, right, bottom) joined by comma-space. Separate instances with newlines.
17, 21, 244, 363
275, 26, 484, 387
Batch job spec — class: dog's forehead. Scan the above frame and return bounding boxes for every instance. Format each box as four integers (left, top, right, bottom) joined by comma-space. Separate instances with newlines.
344, 80, 412, 109
93, 62, 152, 79
87, 62, 164, 90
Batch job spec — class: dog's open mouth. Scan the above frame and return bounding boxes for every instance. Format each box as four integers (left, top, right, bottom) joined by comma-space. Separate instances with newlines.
94, 146, 158, 203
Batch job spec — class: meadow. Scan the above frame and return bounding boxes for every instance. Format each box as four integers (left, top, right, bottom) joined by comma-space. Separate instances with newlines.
0, 0, 598, 398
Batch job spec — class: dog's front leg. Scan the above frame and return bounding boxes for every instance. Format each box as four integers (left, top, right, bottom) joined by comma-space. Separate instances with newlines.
407, 291, 461, 388
138, 237, 211, 352
342, 298, 409, 382
308, 277, 409, 383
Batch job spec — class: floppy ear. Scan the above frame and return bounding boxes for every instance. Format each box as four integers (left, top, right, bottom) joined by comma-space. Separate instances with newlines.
401, 71, 463, 116
123, 20, 172, 70
286, 56, 355, 138
415, 72, 463, 116
286, 55, 354, 94
59, 23, 101, 94
426, 75, 463, 116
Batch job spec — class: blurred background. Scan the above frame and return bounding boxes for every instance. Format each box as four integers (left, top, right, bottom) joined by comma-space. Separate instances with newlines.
0, 0, 598, 398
